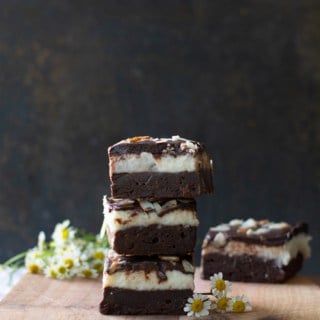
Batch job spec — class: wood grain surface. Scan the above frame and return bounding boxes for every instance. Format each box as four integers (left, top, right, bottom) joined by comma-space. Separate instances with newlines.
0, 269, 319, 320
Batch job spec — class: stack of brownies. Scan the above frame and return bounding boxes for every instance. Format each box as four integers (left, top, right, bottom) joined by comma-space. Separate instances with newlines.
100, 135, 213, 315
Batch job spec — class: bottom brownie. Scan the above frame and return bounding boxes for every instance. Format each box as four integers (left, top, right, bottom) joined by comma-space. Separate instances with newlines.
100, 288, 193, 315
201, 253, 304, 283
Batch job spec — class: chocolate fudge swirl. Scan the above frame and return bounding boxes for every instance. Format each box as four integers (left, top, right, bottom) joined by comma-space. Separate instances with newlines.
107, 197, 196, 216
108, 136, 202, 157
204, 220, 309, 247
105, 255, 194, 283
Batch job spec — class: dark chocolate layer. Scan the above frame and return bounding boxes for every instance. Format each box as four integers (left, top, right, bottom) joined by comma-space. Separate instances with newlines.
105, 252, 193, 282
107, 197, 196, 214
109, 225, 197, 256
110, 171, 213, 198
204, 222, 308, 247
201, 252, 304, 283
100, 288, 193, 315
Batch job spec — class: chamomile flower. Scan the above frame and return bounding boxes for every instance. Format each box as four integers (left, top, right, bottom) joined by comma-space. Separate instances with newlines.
59, 247, 81, 270
210, 272, 232, 297
92, 248, 105, 261
54, 262, 72, 280
25, 247, 43, 261
52, 220, 76, 246
25, 248, 45, 274
37, 231, 46, 251
226, 295, 252, 313
184, 293, 211, 318
87, 247, 107, 269
2, 220, 109, 281
81, 242, 95, 260
92, 261, 104, 273
44, 264, 58, 279
79, 264, 99, 279
25, 257, 45, 274
211, 295, 230, 313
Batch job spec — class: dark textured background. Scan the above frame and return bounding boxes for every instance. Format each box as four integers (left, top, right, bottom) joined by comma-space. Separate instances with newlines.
0, 1, 319, 274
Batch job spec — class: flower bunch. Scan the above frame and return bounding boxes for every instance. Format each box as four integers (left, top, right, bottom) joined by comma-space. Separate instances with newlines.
3, 220, 109, 280
184, 272, 252, 318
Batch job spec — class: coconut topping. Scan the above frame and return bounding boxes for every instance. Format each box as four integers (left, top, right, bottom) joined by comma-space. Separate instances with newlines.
213, 232, 227, 248
212, 218, 291, 236
159, 256, 180, 262
182, 260, 194, 273
105, 197, 195, 218
119, 135, 200, 153
210, 224, 231, 232
205, 218, 308, 248
139, 200, 155, 212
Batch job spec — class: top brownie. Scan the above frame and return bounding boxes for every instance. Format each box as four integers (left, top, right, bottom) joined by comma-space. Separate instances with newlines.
108, 136, 213, 199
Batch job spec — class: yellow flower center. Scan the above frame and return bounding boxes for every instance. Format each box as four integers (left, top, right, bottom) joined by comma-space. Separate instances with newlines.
64, 258, 74, 269
191, 299, 204, 313
217, 296, 229, 310
93, 251, 104, 260
93, 262, 103, 272
233, 300, 245, 313
50, 270, 57, 278
215, 279, 226, 291
82, 269, 93, 278
58, 266, 66, 274
62, 228, 69, 240
28, 264, 40, 274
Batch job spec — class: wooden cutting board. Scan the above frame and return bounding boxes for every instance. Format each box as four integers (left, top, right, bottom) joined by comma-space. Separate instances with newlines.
0, 269, 319, 320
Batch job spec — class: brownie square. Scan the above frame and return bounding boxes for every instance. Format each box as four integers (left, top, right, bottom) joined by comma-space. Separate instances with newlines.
102, 197, 199, 255
100, 251, 195, 315
108, 136, 213, 198
200, 218, 311, 283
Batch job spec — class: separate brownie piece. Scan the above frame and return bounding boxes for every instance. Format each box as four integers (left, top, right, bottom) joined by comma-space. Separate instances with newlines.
101, 196, 199, 255
100, 251, 194, 315
108, 135, 213, 198
200, 218, 311, 283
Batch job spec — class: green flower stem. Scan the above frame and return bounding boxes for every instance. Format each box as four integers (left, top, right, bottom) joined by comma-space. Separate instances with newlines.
2, 251, 27, 268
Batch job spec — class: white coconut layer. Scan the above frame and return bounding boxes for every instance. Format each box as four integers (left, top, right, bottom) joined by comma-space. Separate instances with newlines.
104, 208, 199, 233
103, 270, 194, 291
110, 152, 197, 173
202, 233, 311, 267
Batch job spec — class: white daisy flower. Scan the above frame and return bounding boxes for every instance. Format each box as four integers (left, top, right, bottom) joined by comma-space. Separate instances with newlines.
210, 272, 232, 297
211, 295, 231, 313
25, 257, 45, 274
92, 248, 105, 261
80, 242, 95, 262
79, 263, 99, 279
18, 220, 109, 280
44, 256, 73, 280
25, 248, 46, 274
52, 220, 76, 246
226, 295, 252, 313
37, 231, 46, 251
72, 238, 87, 250
25, 247, 43, 261
55, 262, 72, 280
44, 264, 58, 279
59, 247, 81, 271
183, 293, 211, 318
91, 261, 104, 273
87, 247, 107, 273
